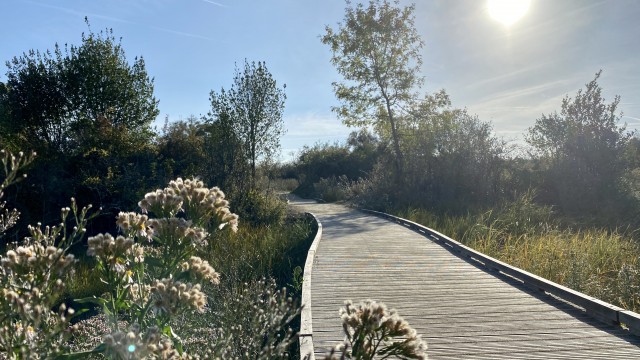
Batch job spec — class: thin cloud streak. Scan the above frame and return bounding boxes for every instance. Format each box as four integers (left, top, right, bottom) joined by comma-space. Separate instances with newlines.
202, 0, 227, 8
25, 0, 212, 42
471, 79, 573, 112
149, 26, 212, 41
24, 0, 134, 25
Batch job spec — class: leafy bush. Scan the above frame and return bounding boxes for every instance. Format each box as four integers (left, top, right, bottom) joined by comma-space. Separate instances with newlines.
233, 190, 287, 227
314, 176, 348, 203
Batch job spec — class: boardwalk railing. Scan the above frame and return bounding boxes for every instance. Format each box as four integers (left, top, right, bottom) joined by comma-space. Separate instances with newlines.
361, 209, 640, 337
299, 212, 322, 360
298, 207, 640, 359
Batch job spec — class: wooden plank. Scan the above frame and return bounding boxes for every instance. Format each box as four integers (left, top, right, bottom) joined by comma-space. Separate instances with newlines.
363, 209, 631, 327
289, 199, 640, 359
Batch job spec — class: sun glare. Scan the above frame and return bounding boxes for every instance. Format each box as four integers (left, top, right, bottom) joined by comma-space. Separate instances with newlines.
488, 0, 531, 26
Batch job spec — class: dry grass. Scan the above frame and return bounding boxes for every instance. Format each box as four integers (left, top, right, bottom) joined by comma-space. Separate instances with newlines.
396, 204, 640, 312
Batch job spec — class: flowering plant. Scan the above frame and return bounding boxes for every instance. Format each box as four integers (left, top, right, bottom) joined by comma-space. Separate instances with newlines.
0, 150, 98, 359
324, 300, 428, 360
75, 177, 239, 358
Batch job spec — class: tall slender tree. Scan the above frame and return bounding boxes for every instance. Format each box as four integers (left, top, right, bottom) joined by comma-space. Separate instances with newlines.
208, 60, 286, 189
322, 0, 424, 175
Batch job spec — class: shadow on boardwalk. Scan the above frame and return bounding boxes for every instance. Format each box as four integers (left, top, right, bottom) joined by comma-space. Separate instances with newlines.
290, 197, 640, 360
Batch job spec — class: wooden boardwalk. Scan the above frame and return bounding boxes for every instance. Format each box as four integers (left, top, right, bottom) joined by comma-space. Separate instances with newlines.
290, 198, 640, 359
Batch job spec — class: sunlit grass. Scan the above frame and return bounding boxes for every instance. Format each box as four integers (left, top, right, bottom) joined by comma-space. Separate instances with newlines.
396, 206, 640, 312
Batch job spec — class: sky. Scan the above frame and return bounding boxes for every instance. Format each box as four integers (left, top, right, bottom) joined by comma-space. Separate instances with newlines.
1, 0, 640, 161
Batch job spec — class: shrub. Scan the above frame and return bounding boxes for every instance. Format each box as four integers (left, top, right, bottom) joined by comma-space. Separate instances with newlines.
314, 176, 348, 203
233, 190, 287, 226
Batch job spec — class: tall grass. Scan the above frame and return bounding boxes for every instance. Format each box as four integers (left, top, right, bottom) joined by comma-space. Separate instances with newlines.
395, 194, 640, 312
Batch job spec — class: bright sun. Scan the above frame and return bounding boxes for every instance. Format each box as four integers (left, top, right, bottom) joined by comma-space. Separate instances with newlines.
488, 0, 531, 26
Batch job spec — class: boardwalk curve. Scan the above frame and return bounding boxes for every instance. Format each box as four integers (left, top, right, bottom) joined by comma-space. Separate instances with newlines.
290, 198, 640, 359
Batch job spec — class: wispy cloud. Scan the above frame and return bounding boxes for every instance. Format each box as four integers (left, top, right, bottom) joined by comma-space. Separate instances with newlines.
149, 26, 212, 41
471, 78, 573, 113
24, 0, 134, 24
202, 0, 227, 8
25, 0, 213, 42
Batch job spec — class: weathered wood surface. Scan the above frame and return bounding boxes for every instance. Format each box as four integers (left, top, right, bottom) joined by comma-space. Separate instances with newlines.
290, 198, 640, 359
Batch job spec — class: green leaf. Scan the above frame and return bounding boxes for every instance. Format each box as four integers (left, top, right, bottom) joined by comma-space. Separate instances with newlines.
74, 296, 107, 306
57, 343, 106, 359
145, 256, 164, 267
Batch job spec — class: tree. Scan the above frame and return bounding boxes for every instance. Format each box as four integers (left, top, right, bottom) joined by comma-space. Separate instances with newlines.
0, 22, 159, 223
208, 60, 286, 188
1, 23, 158, 156
526, 71, 634, 214
157, 116, 207, 182
322, 0, 424, 174
400, 91, 506, 210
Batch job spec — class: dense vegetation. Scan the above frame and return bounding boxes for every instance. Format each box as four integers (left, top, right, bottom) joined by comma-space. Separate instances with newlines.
1, 0, 639, 357
288, 0, 640, 313
0, 21, 315, 359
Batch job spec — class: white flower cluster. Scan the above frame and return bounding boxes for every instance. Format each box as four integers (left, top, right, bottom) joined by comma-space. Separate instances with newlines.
116, 211, 150, 239
138, 189, 184, 218
146, 218, 209, 248
140, 178, 239, 232
2, 244, 75, 279
150, 278, 207, 315
325, 299, 428, 360
87, 233, 136, 273
181, 256, 220, 285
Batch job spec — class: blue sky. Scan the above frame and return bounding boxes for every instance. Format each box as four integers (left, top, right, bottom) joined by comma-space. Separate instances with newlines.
2, 0, 639, 160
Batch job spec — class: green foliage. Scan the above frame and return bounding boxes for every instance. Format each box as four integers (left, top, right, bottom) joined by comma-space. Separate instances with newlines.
232, 190, 287, 227
209, 60, 286, 188
314, 176, 348, 203
399, 91, 506, 210
323, 0, 424, 173
526, 71, 634, 216
205, 213, 313, 285
0, 22, 159, 227
156, 116, 207, 182
293, 133, 382, 199
1, 23, 157, 156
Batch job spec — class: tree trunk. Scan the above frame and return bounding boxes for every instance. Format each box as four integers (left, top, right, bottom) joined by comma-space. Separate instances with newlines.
383, 93, 404, 178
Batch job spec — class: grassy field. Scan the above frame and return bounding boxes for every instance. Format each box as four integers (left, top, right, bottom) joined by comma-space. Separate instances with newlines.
394, 200, 640, 312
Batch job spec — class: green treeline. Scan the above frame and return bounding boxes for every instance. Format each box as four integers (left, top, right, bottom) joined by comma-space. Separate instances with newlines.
0, 22, 310, 358
0, 25, 287, 241
292, 0, 639, 228
287, 0, 640, 313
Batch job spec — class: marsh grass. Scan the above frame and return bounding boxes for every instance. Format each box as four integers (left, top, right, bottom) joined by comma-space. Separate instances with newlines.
395, 204, 640, 312
205, 213, 313, 288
